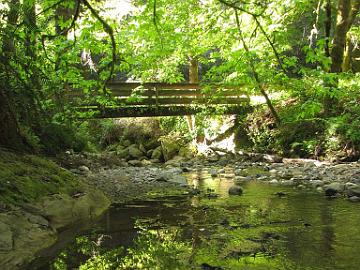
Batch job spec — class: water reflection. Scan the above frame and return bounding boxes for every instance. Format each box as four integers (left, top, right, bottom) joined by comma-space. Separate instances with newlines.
32, 168, 360, 270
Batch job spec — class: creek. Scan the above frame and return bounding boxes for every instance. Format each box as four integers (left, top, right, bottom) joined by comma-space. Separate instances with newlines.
29, 166, 360, 270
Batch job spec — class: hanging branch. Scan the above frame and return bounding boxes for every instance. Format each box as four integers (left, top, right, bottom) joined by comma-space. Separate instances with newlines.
82, 0, 117, 93
41, 0, 81, 64
252, 16, 286, 73
219, 0, 286, 73
218, 0, 264, 17
152, 0, 164, 48
234, 9, 281, 124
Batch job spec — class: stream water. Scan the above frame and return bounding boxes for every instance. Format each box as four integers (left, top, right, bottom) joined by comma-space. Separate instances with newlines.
30, 167, 360, 270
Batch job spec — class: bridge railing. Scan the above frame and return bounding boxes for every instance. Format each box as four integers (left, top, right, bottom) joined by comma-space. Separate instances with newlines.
68, 82, 251, 117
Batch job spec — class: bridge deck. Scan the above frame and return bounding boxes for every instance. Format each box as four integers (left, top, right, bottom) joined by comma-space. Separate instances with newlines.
69, 82, 251, 118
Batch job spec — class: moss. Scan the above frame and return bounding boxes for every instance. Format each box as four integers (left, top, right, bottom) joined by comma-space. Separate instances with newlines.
0, 150, 81, 206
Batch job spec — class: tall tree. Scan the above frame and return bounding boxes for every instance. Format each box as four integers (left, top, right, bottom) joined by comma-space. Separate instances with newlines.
330, 0, 360, 72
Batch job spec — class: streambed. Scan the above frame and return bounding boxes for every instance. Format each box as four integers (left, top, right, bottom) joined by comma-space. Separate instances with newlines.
29, 165, 360, 270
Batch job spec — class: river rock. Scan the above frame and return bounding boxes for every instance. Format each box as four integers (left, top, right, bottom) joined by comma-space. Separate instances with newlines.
349, 196, 360, 202
228, 186, 243, 196
117, 148, 129, 159
161, 138, 180, 161
151, 146, 163, 160
309, 180, 323, 187
263, 154, 282, 163
269, 179, 279, 184
165, 155, 185, 166
324, 182, 344, 196
209, 169, 218, 177
346, 184, 360, 197
78, 165, 90, 174
128, 145, 144, 159
128, 160, 142, 166
0, 221, 13, 251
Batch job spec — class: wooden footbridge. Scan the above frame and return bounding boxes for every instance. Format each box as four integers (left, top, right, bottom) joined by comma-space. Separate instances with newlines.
70, 82, 252, 118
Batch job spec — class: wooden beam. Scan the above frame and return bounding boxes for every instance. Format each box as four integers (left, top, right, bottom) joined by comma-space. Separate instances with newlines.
76, 105, 253, 118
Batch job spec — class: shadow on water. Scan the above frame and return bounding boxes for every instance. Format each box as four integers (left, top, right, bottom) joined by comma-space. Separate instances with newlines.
29, 167, 360, 270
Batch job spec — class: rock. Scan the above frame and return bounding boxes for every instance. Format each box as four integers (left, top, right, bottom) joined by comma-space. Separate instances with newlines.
218, 168, 225, 174
182, 167, 191, 172
349, 196, 360, 202
346, 184, 360, 197
165, 155, 186, 166
309, 180, 323, 187
128, 160, 142, 166
228, 186, 243, 196
263, 154, 282, 163
0, 221, 13, 251
117, 148, 129, 159
280, 180, 295, 186
78, 165, 90, 174
141, 159, 152, 166
161, 137, 181, 161
324, 182, 344, 196
316, 186, 323, 193
235, 176, 251, 182
128, 145, 144, 159
151, 146, 163, 160
209, 169, 218, 177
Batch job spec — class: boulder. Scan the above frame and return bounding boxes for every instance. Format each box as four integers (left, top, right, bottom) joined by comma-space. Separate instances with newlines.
161, 138, 181, 161
117, 148, 129, 159
324, 182, 344, 196
228, 186, 243, 196
128, 144, 144, 159
151, 146, 163, 160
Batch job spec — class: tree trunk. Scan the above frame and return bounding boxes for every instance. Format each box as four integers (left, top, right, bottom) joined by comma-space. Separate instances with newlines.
0, 0, 25, 149
324, 0, 332, 57
186, 57, 198, 134
330, 0, 360, 72
0, 88, 25, 149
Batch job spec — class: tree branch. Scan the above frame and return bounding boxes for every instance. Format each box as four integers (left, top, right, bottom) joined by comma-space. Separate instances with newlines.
82, 0, 117, 92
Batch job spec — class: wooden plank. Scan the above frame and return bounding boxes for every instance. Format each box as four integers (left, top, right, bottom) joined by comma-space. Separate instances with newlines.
108, 89, 247, 97
79, 97, 249, 106
106, 82, 201, 90
76, 105, 253, 118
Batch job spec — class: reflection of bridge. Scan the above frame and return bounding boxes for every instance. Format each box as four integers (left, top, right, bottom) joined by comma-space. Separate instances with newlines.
70, 82, 252, 118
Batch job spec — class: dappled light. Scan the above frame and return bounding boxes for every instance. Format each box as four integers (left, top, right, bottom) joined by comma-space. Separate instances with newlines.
2, 0, 360, 269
